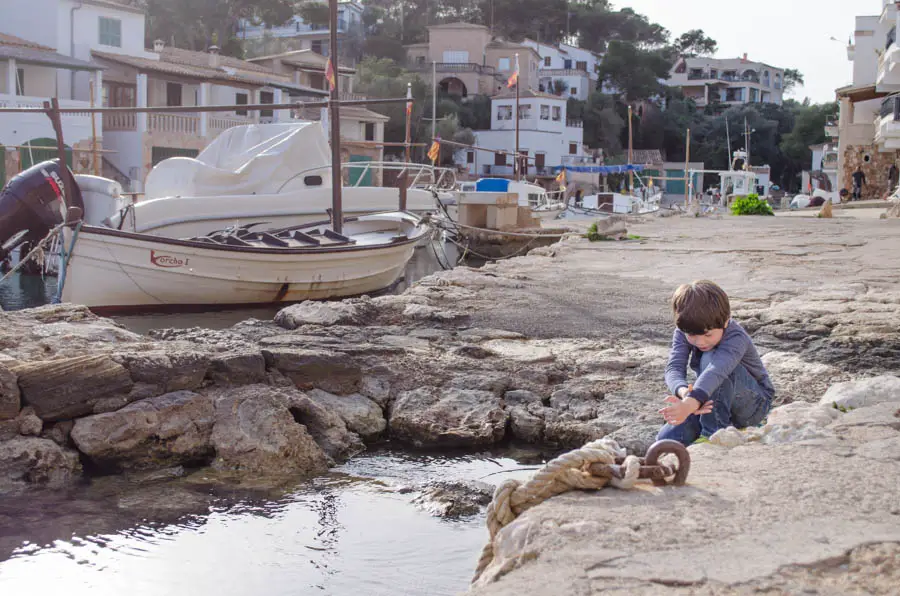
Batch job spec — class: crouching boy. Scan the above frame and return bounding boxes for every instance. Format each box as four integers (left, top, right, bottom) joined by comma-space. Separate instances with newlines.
658, 280, 775, 446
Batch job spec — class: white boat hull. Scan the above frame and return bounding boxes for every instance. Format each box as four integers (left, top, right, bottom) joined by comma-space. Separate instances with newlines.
60, 213, 427, 311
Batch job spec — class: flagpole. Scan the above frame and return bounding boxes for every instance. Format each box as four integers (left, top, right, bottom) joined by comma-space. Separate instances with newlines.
328, 0, 342, 234
514, 53, 520, 182
405, 82, 412, 163
431, 60, 437, 176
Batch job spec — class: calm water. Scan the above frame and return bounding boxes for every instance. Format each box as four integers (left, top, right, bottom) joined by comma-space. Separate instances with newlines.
0, 241, 460, 333
0, 448, 545, 596
0, 240, 524, 595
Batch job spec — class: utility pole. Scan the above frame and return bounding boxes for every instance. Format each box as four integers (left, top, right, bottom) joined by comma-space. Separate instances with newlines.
627, 104, 633, 193
725, 117, 732, 170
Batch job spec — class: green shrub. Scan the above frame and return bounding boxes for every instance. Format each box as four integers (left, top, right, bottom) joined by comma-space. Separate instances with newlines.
585, 221, 612, 241
730, 193, 774, 216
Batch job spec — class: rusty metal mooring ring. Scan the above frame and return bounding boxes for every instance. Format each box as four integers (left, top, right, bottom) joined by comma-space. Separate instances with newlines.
644, 439, 691, 486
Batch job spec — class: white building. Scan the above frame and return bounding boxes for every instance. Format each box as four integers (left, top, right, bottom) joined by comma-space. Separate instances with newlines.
0, 32, 101, 185
522, 40, 603, 101
455, 90, 587, 179
667, 55, 785, 107
835, 3, 899, 197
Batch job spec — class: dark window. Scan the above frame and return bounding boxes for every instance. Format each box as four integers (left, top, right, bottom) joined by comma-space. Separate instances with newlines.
166, 82, 182, 107
309, 72, 325, 89
569, 143, 577, 155
494, 152, 506, 166
304, 175, 323, 186
311, 40, 324, 55
563, 59, 572, 69
535, 153, 545, 168
364, 122, 375, 141
235, 92, 248, 116
467, 151, 474, 164
544, 56, 551, 66
151, 146, 199, 166
15, 68, 24, 95
260, 90, 274, 118
576, 61, 587, 71
105, 82, 135, 107
99, 17, 122, 47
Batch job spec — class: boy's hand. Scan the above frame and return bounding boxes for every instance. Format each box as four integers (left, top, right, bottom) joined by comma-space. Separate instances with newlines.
659, 395, 714, 426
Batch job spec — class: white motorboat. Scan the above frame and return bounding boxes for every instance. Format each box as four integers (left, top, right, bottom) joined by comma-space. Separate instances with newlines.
0, 161, 429, 312
560, 189, 662, 219
108, 122, 440, 238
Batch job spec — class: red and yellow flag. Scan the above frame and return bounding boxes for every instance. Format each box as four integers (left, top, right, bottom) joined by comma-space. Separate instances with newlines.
325, 58, 336, 92
555, 168, 567, 191
427, 138, 440, 163
507, 54, 520, 89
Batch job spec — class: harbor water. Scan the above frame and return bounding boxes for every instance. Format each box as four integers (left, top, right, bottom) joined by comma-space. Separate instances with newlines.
0, 448, 544, 595
0, 239, 524, 595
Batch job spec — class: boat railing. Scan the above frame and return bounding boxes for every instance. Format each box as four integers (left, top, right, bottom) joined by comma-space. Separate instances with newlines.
275, 161, 458, 194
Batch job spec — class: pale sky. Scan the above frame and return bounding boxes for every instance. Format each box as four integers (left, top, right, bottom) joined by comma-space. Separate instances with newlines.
620, 0, 863, 104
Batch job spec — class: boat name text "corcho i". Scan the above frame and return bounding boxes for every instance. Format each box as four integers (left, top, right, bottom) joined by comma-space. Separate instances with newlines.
150, 250, 190, 268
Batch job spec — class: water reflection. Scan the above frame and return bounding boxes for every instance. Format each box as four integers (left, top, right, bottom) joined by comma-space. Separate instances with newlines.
0, 448, 543, 596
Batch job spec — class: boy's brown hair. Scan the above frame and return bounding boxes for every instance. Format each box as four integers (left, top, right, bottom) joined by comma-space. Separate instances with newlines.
671, 280, 731, 335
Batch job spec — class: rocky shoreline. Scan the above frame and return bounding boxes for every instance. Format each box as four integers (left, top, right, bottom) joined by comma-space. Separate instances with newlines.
1, 213, 900, 593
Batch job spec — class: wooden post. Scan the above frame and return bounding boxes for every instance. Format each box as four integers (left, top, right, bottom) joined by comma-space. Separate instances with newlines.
328, 0, 343, 234
398, 170, 408, 211
90, 81, 100, 176
627, 104, 633, 193
404, 82, 412, 163
684, 128, 691, 208
44, 98, 79, 218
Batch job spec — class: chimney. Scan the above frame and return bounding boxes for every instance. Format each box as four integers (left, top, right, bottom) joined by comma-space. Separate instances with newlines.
742, 53, 748, 61
153, 39, 165, 53
208, 45, 221, 68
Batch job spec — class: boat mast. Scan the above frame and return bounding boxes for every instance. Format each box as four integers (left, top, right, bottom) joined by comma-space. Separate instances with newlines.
328, 0, 343, 234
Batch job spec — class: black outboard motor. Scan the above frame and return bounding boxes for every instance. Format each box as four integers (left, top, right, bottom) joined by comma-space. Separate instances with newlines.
0, 160, 83, 258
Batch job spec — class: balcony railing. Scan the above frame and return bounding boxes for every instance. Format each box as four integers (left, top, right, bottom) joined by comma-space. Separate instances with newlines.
148, 113, 199, 135
566, 119, 583, 128
104, 111, 136, 131
540, 68, 590, 77
209, 115, 252, 135
409, 62, 496, 75
881, 94, 900, 120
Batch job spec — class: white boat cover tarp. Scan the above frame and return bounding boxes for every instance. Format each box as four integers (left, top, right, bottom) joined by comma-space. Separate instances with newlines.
143, 122, 332, 200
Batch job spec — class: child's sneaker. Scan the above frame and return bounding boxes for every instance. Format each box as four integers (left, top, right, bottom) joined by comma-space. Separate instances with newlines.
693, 436, 711, 445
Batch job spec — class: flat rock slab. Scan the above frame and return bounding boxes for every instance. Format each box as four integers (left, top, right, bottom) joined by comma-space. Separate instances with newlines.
390, 387, 508, 448
262, 348, 362, 394
468, 400, 900, 595
13, 355, 134, 421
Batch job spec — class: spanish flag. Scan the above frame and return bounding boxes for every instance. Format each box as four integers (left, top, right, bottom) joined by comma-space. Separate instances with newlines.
555, 168, 566, 191
427, 138, 440, 163
507, 54, 519, 89
325, 58, 336, 92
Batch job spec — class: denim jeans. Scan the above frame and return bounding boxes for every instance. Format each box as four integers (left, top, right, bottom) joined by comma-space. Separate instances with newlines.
657, 350, 771, 447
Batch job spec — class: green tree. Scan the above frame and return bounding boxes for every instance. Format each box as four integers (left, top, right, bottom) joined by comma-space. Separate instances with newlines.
597, 41, 671, 101
672, 29, 717, 57
297, 2, 329, 27
783, 68, 805, 94
145, 0, 295, 54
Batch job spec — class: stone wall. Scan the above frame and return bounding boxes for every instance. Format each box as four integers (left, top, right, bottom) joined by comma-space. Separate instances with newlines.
841, 144, 899, 199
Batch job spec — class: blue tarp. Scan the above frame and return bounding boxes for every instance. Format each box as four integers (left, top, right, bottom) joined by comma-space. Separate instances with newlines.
553, 165, 645, 174
474, 178, 511, 192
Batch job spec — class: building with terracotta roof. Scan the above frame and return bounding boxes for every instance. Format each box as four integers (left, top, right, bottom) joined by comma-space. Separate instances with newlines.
404, 23, 541, 97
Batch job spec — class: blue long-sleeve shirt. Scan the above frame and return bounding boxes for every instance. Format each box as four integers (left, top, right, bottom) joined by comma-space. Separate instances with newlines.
664, 320, 775, 404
